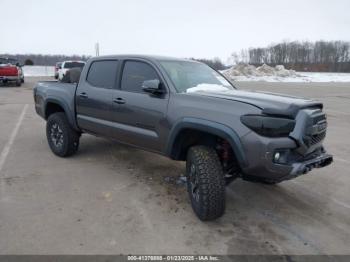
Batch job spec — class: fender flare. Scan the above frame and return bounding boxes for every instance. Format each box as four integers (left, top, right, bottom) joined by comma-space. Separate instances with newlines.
44, 98, 79, 131
166, 117, 247, 167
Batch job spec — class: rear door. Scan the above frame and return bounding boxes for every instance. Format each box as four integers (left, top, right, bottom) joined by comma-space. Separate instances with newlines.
76, 60, 119, 137
111, 60, 169, 152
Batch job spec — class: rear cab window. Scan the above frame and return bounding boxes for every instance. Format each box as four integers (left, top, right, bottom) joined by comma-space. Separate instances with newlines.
121, 61, 159, 93
86, 60, 119, 89
64, 62, 85, 69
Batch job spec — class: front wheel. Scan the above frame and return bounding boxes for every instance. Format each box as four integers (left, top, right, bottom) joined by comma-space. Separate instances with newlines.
186, 145, 225, 221
46, 112, 80, 157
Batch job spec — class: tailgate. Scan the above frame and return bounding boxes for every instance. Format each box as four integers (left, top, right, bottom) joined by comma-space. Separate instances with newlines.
0, 66, 18, 76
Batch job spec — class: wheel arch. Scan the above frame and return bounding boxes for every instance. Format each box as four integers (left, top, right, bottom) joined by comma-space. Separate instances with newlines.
44, 99, 79, 131
166, 118, 247, 167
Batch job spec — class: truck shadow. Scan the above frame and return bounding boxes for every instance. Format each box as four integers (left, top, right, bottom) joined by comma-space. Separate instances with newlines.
73, 135, 348, 253
77, 135, 334, 221
0, 83, 21, 88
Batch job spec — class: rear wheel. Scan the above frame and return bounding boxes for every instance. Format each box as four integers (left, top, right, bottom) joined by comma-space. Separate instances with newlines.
15, 79, 21, 86
46, 112, 80, 157
186, 145, 225, 221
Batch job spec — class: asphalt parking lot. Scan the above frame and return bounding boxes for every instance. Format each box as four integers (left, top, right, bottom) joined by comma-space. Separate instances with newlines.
0, 77, 349, 255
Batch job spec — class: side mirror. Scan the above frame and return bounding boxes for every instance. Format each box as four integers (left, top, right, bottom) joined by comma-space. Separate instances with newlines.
142, 79, 164, 95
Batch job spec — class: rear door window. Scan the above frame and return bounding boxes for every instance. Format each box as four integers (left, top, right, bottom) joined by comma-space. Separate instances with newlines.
121, 61, 159, 93
86, 60, 119, 88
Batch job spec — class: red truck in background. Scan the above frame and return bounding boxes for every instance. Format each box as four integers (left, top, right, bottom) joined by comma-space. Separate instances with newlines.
0, 57, 24, 86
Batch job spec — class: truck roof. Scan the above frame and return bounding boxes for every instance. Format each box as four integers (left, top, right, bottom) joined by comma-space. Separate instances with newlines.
62, 60, 85, 63
89, 54, 196, 63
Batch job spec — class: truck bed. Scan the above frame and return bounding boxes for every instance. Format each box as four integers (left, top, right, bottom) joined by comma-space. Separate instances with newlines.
34, 81, 77, 125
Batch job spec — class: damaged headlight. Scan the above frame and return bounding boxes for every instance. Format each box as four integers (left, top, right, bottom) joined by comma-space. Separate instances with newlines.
240, 115, 295, 137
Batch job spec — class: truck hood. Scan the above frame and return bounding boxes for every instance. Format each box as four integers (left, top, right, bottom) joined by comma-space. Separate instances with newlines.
189, 89, 323, 118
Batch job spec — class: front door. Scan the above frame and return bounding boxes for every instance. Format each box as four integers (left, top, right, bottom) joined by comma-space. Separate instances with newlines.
111, 60, 169, 152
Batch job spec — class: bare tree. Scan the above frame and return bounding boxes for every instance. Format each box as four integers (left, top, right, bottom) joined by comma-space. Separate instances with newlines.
231, 40, 350, 72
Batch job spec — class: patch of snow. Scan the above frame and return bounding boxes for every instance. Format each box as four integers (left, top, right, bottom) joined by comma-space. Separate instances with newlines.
256, 64, 275, 76
222, 64, 350, 82
223, 64, 263, 77
186, 84, 230, 93
225, 73, 350, 83
297, 72, 350, 82
22, 66, 55, 77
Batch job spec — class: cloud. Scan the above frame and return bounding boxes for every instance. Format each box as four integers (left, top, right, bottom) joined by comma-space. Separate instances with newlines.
1, 0, 349, 61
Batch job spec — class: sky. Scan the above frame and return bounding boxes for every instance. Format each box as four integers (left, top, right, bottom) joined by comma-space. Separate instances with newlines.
1, 0, 349, 62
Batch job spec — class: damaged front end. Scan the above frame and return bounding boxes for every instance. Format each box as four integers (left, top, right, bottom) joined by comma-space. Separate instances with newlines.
239, 106, 333, 183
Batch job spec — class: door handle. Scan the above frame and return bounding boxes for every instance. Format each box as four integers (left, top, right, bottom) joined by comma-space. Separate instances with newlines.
113, 97, 126, 104
79, 92, 88, 98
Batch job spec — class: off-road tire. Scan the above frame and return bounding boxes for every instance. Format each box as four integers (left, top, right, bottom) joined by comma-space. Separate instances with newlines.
46, 112, 80, 157
186, 145, 225, 221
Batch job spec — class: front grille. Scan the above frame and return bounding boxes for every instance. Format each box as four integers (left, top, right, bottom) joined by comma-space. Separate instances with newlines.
313, 114, 326, 124
311, 131, 326, 145
304, 131, 326, 147
303, 110, 327, 147
291, 108, 328, 155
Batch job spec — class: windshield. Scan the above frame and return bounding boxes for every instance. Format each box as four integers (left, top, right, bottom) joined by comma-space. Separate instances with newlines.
64, 62, 85, 69
160, 61, 234, 93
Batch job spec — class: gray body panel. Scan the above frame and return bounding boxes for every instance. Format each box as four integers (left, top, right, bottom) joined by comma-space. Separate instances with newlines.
34, 81, 79, 130
33, 55, 332, 182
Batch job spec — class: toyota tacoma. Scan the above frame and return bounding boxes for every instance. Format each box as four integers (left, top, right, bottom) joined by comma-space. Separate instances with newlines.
33, 55, 333, 220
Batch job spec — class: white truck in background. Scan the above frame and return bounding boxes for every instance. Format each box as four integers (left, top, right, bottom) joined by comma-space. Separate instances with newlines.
58, 61, 85, 81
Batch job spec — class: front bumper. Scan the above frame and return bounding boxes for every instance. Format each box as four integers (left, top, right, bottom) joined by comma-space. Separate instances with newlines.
240, 131, 333, 183
290, 152, 333, 176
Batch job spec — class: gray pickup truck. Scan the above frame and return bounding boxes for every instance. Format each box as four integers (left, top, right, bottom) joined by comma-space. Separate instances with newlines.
34, 55, 333, 220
